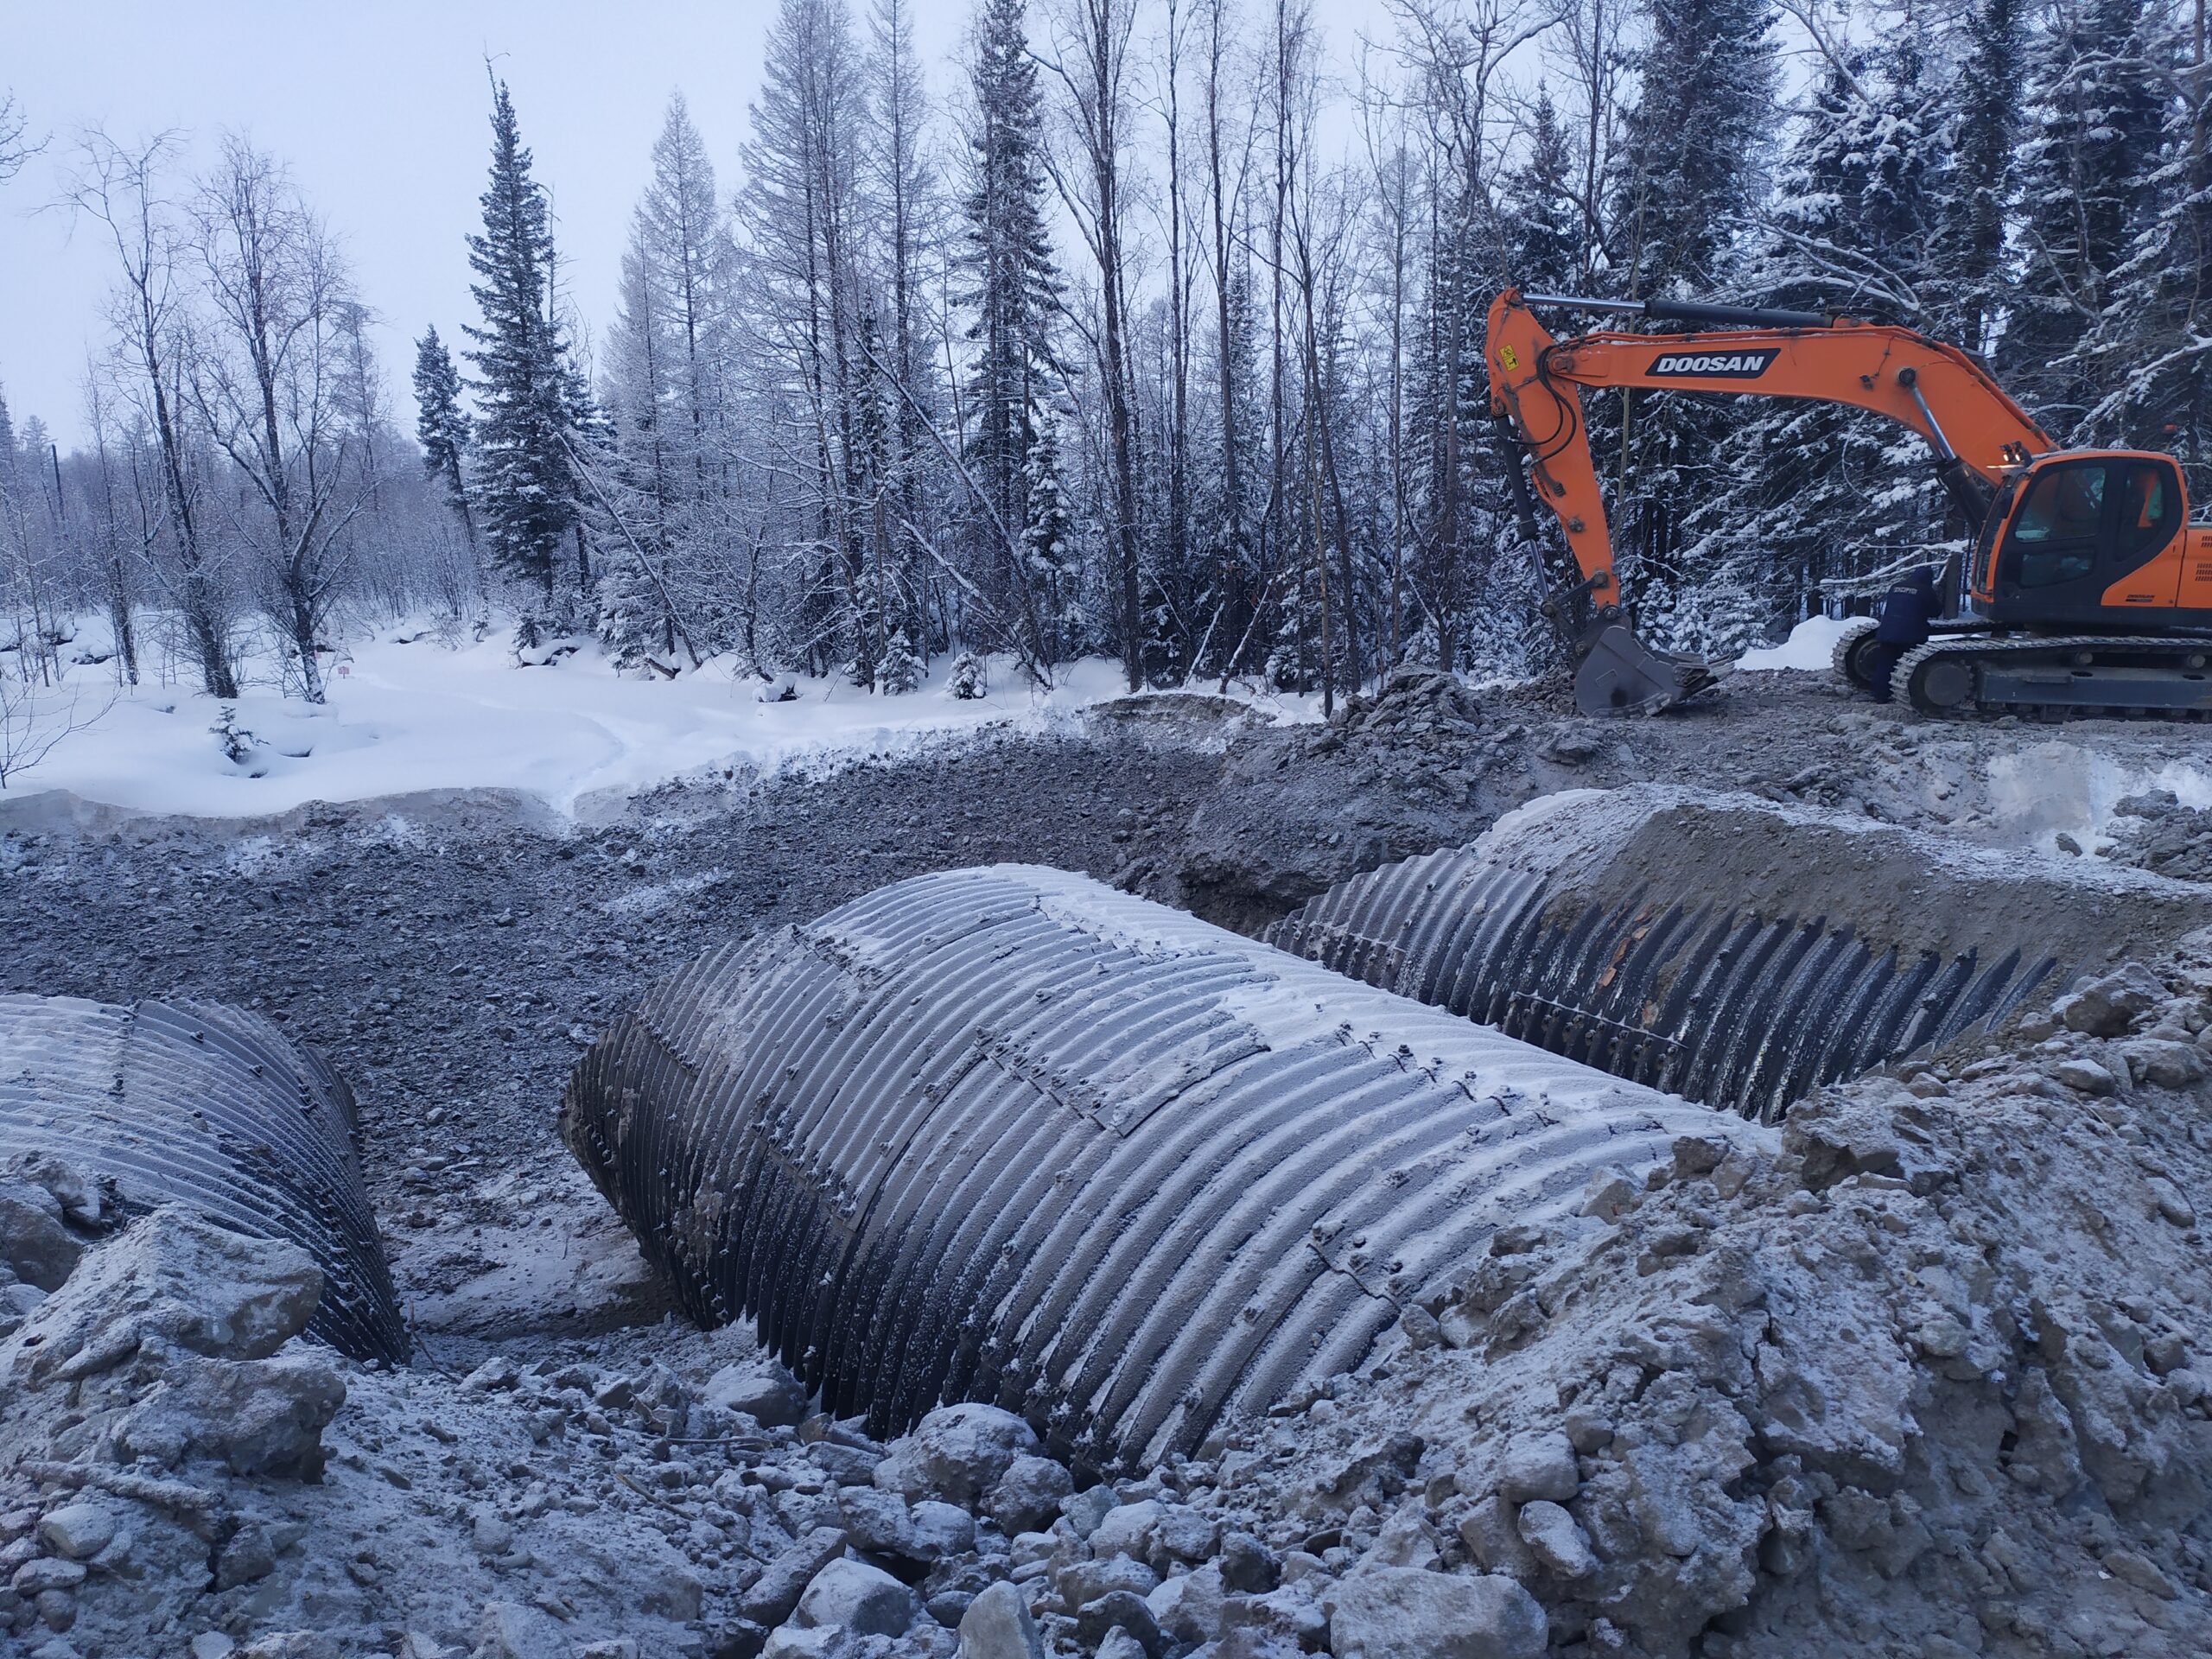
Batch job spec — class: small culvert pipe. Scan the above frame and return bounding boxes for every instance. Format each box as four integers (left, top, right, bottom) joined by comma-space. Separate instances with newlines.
561, 865, 1751, 1470
0, 994, 407, 1363
1268, 785, 2212, 1121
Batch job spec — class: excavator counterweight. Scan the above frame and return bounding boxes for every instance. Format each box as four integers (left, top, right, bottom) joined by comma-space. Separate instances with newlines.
1485, 287, 2212, 719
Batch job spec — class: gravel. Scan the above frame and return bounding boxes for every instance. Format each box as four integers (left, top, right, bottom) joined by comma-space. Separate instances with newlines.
4, 673, 2212, 1656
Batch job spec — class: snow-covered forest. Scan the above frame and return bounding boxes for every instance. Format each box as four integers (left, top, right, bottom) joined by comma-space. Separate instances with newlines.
2, 0, 2208, 715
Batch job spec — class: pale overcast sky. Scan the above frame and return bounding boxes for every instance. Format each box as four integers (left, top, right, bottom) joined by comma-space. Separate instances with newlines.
1, 0, 1398, 450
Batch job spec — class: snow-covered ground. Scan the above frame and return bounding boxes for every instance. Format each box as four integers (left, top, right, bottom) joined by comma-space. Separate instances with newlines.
3, 620, 1311, 818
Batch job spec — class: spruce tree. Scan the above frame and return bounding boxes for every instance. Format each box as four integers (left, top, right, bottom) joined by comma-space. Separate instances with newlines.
1999, 0, 2166, 430
412, 327, 476, 550
1941, 0, 2025, 353
1605, 0, 1782, 651
963, 0, 1062, 596
1019, 401, 1078, 665
1611, 0, 1781, 296
1502, 88, 1585, 293
2083, 6, 2212, 489
1684, 38, 1951, 638
463, 75, 588, 612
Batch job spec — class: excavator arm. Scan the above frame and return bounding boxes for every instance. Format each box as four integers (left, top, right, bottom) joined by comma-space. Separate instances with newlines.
1484, 287, 2056, 713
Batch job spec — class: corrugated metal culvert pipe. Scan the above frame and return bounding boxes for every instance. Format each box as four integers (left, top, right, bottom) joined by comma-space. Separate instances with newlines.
562, 865, 1755, 1470
0, 994, 408, 1363
1268, 785, 2212, 1122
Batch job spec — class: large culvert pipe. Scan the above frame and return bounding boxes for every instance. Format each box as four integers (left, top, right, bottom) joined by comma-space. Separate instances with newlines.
0, 994, 407, 1363
1269, 786, 2212, 1121
562, 866, 1755, 1470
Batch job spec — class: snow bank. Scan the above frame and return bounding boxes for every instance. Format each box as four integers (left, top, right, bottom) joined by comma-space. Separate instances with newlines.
4, 622, 1302, 819
1734, 613, 1855, 671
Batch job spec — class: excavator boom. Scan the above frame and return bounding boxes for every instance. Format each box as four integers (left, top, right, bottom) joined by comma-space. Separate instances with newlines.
1485, 288, 2054, 646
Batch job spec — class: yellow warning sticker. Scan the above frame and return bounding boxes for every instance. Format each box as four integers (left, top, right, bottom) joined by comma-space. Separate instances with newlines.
1497, 344, 1520, 371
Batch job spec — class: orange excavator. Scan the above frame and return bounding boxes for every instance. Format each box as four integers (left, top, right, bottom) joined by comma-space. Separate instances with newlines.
1485, 288, 2212, 716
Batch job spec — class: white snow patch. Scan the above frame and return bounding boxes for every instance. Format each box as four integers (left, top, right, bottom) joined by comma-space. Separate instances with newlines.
1735, 613, 1856, 672
1984, 741, 2212, 855
3, 619, 1306, 819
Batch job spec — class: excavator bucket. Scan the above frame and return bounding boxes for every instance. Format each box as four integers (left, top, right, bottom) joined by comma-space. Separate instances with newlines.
1573, 620, 1719, 715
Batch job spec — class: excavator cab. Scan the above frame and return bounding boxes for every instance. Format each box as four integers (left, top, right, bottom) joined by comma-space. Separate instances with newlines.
1971, 452, 2192, 625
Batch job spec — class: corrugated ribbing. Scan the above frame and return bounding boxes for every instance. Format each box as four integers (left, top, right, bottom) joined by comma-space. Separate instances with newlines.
562, 866, 1751, 1469
0, 994, 407, 1363
1268, 843, 2053, 1122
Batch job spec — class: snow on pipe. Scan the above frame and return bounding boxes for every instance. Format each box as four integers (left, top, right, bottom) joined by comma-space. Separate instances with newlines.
561, 865, 1754, 1469
0, 994, 408, 1363
1268, 785, 2212, 1121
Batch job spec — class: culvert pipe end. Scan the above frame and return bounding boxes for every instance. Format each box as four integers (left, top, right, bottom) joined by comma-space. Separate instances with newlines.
1268, 785, 2212, 1120
0, 993, 407, 1363
561, 865, 1755, 1470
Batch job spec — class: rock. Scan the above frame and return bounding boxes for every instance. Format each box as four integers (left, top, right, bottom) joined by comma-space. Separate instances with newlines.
12, 1558, 86, 1596
792, 1557, 919, 1637
705, 1359, 811, 1428
1057, 1554, 1160, 1609
238, 1636, 339, 1659
1359, 1502, 1440, 1571
191, 1635, 239, 1659
1497, 1432, 1580, 1503
957, 1580, 1045, 1659
1217, 1530, 1281, 1594
1516, 1500, 1597, 1578
875, 1403, 1039, 1506
2055, 964, 2164, 1036
1074, 1590, 1166, 1658
2148, 1177, 2197, 1229
5, 1206, 321, 1389
1089, 1501, 1166, 1561
0, 1182, 81, 1293
1147, 1562, 1228, 1646
2123, 1039, 2207, 1089
215, 1522, 277, 1589
1461, 1494, 1539, 1588
473, 1600, 555, 1659
740, 1526, 850, 1627
35, 1505, 113, 1562
1326, 1568, 1547, 1659
1152, 1505, 1219, 1565
2053, 1058, 2120, 1096
1670, 1135, 1729, 1179
1094, 1630, 1150, 1659
984, 1455, 1071, 1535
1060, 1484, 1117, 1539
837, 1487, 922, 1558
34, 1586, 75, 1630
119, 1349, 347, 1478
1221, 1586, 1328, 1651
910, 1501, 976, 1560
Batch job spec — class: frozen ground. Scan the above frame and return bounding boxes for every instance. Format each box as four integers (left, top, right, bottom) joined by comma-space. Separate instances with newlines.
5, 652, 2212, 1656
7, 620, 1313, 820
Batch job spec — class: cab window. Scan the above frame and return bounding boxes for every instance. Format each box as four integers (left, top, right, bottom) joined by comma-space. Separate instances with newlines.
2012, 466, 2103, 543
2116, 462, 2178, 558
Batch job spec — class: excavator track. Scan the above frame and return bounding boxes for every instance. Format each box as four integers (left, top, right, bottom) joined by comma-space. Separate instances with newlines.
1830, 617, 1880, 690
1891, 632, 2212, 720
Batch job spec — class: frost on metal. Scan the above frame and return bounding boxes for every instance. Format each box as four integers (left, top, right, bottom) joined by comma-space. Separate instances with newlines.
1269, 785, 2212, 1120
0, 993, 408, 1363
561, 865, 1749, 1470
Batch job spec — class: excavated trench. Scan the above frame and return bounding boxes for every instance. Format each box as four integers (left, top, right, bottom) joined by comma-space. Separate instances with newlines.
0, 993, 408, 1363
560, 865, 1757, 1470
1269, 785, 2212, 1119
